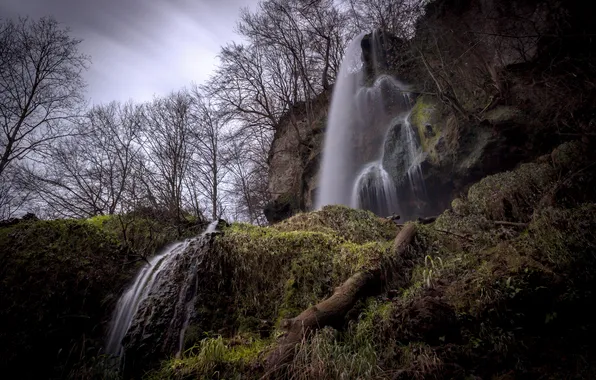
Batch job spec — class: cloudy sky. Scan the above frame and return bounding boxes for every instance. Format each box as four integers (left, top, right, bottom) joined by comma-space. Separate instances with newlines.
0, 0, 259, 104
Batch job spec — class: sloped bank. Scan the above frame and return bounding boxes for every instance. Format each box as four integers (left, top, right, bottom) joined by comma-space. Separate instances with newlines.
147, 139, 596, 379
0, 212, 205, 379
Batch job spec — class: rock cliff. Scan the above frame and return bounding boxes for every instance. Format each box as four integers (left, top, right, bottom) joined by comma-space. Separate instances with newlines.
265, 92, 330, 222
266, 0, 596, 222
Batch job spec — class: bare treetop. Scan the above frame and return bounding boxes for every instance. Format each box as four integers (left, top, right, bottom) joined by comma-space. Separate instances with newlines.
0, 17, 89, 178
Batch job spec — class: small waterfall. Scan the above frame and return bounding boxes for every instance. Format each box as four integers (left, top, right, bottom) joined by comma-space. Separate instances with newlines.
351, 161, 399, 216
317, 30, 423, 217
105, 220, 219, 361
401, 113, 426, 196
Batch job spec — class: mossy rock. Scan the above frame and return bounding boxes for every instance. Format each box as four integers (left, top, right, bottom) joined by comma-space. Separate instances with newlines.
0, 219, 131, 378
465, 162, 556, 221
409, 95, 443, 156
213, 208, 395, 329
274, 205, 397, 244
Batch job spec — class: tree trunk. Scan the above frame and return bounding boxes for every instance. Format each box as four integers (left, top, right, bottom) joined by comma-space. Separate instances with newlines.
265, 223, 417, 372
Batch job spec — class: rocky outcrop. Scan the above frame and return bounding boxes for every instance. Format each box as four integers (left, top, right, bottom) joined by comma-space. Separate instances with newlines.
266, 0, 595, 222
385, 95, 546, 219
265, 91, 330, 222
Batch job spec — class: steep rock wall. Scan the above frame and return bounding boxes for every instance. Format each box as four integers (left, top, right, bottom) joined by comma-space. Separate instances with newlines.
266, 0, 595, 223
265, 91, 330, 223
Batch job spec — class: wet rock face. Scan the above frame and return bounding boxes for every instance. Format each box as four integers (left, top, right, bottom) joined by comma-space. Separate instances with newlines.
397, 96, 545, 219
361, 31, 409, 83
122, 234, 216, 377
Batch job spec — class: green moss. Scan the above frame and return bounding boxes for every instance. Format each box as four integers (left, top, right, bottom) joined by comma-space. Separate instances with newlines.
409, 95, 443, 161
465, 162, 556, 221
274, 205, 397, 244
86, 213, 200, 257
213, 213, 394, 332
86, 214, 114, 229
0, 219, 132, 378
0, 214, 198, 379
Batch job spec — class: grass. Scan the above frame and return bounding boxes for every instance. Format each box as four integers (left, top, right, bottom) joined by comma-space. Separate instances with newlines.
148, 335, 271, 380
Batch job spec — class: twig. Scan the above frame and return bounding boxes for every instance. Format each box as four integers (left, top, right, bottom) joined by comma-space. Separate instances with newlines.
433, 228, 474, 242
493, 221, 529, 227
418, 216, 438, 225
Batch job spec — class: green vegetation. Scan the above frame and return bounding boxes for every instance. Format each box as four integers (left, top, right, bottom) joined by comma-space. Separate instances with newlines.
212, 206, 395, 328
148, 335, 271, 380
0, 212, 203, 379
3, 141, 595, 380
147, 140, 596, 379
410, 95, 441, 152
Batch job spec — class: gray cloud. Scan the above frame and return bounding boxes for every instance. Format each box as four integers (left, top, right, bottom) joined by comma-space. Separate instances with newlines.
0, 0, 258, 104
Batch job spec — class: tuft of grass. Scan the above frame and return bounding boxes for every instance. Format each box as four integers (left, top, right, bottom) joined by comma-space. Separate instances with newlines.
147, 335, 270, 380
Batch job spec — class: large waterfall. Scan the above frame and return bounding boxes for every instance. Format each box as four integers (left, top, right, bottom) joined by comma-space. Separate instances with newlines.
105, 220, 218, 364
316, 31, 425, 218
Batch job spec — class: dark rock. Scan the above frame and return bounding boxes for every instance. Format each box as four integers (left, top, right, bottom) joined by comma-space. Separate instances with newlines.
122, 234, 216, 377
264, 193, 300, 224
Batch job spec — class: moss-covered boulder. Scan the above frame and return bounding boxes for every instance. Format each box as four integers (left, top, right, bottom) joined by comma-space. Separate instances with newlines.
0, 219, 131, 378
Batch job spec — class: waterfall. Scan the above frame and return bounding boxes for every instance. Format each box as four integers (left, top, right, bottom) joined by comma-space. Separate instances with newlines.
316, 32, 368, 209
317, 30, 423, 217
351, 161, 399, 216
105, 220, 219, 361
402, 114, 426, 197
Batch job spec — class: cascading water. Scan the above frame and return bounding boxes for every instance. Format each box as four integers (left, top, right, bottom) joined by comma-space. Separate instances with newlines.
350, 161, 399, 216
402, 114, 426, 196
105, 220, 219, 363
317, 30, 426, 218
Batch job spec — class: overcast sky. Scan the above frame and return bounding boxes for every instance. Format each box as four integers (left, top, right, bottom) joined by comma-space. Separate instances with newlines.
0, 0, 259, 104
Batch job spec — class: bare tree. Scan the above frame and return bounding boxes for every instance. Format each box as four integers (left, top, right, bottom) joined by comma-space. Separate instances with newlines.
0, 17, 89, 178
186, 85, 228, 220
20, 101, 144, 218
141, 91, 194, 227
0, 168, 33, 220
224, 138, 270, 225
343, 0, 423, 38
209, 42, 287, 132
295, 0, 348, 90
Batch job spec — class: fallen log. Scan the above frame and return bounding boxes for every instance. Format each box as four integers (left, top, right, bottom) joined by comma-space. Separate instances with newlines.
265, 224, 417, 373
